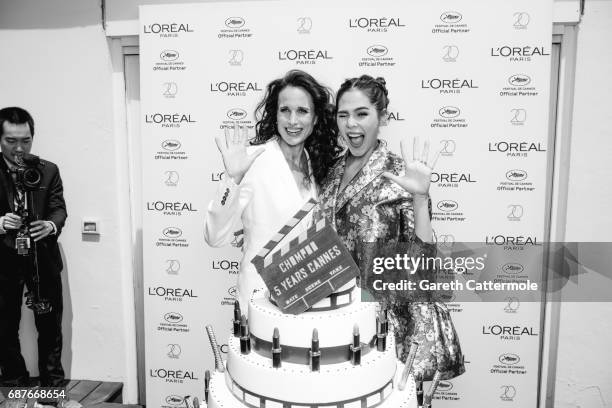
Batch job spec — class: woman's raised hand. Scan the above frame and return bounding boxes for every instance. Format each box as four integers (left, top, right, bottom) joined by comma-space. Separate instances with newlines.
382, 136, 441, 197
214, 122, 264, 184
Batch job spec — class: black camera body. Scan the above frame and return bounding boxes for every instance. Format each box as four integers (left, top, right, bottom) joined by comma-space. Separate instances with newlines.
15, 153, 44, 192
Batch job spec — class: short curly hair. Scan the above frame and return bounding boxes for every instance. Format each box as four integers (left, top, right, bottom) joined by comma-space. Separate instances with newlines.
252, 70, 340, 185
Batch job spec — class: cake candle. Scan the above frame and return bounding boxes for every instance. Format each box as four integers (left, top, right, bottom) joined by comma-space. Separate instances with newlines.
204, 370, 210, 403
309, 328, 320, 372
423, 370, 442, 408
239, 315, 250, 354
350, 324, 362, 365
233, 300, 241, 337
272, 327, 282, 368
377, 311, 387, 352
398, 341, 419, 391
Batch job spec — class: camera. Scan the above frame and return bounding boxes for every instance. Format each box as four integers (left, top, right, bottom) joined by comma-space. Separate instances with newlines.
15, 152, 43, 192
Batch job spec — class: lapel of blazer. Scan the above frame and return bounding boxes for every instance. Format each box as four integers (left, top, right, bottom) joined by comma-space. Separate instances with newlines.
0, 158, 15, 212
335, 141, 388, 212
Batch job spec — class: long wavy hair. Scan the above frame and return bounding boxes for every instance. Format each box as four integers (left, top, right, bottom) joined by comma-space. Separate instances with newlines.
252, 70, 340, 185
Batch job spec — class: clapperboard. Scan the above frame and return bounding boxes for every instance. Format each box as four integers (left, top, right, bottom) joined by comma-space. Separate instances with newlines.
251, 198, 359, 314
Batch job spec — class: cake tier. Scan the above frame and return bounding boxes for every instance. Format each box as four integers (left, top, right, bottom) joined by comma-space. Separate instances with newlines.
207, 360, 416, 408
224, 330, 397, 404
248, 287, 377, 350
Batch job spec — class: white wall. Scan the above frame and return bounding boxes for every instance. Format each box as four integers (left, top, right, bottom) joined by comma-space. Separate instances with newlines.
554, 1, 612, 407
0, 0, 137, 402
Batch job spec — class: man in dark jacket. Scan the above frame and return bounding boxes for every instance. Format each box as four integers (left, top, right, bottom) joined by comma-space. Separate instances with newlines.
0, 107, 67, 388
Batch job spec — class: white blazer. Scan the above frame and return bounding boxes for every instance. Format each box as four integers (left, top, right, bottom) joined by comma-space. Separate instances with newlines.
204, 138, 316, 313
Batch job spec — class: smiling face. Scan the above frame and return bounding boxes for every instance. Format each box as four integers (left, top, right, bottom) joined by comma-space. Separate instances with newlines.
336, 89, 385, 159
276, 85, 317, 149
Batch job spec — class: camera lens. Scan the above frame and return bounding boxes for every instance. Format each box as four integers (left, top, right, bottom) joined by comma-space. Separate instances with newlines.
23, 168, 42, 188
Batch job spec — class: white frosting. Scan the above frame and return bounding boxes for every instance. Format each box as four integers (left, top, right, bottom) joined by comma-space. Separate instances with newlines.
207, 361, 417, 408
208, 282, 416, 408
249, 287, 377, 348
225, 332, 397, 403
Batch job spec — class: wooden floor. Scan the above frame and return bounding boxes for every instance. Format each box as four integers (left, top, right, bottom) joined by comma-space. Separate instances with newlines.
64, 380, 123, 406
0, 379, 141, 408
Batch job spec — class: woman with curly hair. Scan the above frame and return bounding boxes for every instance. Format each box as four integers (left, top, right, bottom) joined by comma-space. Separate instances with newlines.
204, 70, 340, 313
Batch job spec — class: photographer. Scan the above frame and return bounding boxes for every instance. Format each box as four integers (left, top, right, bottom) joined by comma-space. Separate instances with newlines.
0, 107, 67, 388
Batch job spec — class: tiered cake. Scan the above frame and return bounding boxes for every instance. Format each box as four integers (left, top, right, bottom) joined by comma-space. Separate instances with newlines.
204, 282, 417, 408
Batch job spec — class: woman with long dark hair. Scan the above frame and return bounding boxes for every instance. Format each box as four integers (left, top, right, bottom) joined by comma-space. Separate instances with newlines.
317, 75, 465, 402
204, 70, 340, 313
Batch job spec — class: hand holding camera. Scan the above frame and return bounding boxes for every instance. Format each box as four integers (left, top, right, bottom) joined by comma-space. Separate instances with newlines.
1, 213, 23, 230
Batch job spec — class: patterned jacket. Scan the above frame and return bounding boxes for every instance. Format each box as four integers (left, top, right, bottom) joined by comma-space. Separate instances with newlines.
316, 141, 465, 381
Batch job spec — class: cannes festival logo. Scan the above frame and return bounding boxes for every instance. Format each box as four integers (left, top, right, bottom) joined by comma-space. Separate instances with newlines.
508, 74, 531, 86
163, 227, 183, 238
165, 395, 184, 406
164, 312, 183, 323
439, 106, 461, 118
506, 169, 527, 182
502, 263, 524, 274
437, 200, 458, 212
499, 353, 520, 365
440, 11, 463, 23
367, 45, 388, 57
225, 17, 245, 28
161, 140, 181, 151
160, 50, 179, 61
226, 108, 247, 121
